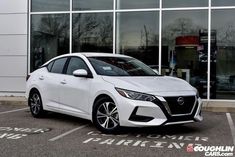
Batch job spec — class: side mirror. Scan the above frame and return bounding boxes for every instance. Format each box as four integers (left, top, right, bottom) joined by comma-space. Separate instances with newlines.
73, 69, 88, 77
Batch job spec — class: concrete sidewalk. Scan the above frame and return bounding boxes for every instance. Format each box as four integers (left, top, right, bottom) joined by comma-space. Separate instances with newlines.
0, 96, 235, 112
0, 96, 27, 106
203, 101, 235, 112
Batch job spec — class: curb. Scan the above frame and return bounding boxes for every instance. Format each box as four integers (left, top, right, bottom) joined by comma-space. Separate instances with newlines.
0, 97, 234, 113
202, 101, 235, 113
0, 97, 27, 106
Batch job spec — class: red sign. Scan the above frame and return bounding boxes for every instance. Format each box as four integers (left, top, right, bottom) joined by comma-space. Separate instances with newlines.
176, 36, 199, 46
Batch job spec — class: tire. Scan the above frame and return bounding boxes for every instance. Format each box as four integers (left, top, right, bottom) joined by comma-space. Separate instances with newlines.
92, 97, 120, 134
28, 90, 45, 118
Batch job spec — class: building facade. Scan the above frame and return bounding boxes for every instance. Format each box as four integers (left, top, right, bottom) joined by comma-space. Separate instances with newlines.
0, 0, 28, 96
1, 0, 235, 102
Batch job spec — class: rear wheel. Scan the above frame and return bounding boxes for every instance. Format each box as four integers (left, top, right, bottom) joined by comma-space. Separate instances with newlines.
92, 97, 120, 134
28, 90, 45, 118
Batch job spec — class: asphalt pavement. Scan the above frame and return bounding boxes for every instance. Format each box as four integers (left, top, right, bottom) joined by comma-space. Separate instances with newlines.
0, 103, 234, 157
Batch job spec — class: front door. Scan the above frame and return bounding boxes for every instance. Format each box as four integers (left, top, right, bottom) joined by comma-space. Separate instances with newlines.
59, 57, 92, 115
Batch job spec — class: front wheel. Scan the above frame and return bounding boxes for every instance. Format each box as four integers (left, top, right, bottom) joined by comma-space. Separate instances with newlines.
28, 90, 45, 118
92, 97, 120, 134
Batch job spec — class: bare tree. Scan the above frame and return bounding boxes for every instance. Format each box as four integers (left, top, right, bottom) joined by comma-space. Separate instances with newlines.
73, 14, 99, 39
97, 15, 113, 46
140, 25, 150, 50
73, 14, 113, 52
162, 18, 202, 48
73, 14, 100, 51
38, 14, 69, 38
218, 22, 235, 45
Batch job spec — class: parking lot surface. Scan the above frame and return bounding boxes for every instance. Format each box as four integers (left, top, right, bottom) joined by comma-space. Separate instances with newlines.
0, 103, 234, 157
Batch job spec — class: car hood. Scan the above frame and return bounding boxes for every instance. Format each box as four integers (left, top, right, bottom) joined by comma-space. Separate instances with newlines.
102, 76, 196, 96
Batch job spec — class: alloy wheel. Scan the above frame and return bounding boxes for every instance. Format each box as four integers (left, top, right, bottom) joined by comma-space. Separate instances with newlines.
30, 93, 41, 115
96, 102, 119, 130
28, 90, 45, 118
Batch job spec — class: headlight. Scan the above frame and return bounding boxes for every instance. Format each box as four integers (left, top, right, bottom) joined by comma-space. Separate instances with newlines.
193, 87, 199, 98
115, 88, 156, 102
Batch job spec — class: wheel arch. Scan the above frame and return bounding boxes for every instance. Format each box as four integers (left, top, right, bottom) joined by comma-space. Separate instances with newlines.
92, 94, 114, 110
91, 93, 121, 133
90, 92, 118, 122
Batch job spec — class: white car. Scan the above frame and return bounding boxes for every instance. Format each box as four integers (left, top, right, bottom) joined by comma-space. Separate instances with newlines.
26, 53, 203, 133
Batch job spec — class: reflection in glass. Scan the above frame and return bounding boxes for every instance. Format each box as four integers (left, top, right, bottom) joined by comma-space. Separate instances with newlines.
72, 13, 113, 53
162, 10, 208, 98
73, 0, 113, 10
31, 0, 69, 12
212, 0, 235, 6
117, 12, 159, 66
163, 0, 207, 8
31, 14, 69, 72
117, 0, 159, 9
212, 10, 235, 100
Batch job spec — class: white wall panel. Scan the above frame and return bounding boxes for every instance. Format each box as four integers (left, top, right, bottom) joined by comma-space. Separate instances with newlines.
0, 14, 27, 34
0, 35, 27, 55
0, 0, 28, 95
0, 56, 27, 76
0, 77, 26, 92
0, 0, 27, 13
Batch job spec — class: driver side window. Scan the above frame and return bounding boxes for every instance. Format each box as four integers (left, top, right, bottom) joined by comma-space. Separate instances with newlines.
66, 57, 89, 75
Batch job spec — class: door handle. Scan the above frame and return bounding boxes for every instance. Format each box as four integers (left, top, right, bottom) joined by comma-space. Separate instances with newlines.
60, 80, 67, 84
39, 76, 44, 80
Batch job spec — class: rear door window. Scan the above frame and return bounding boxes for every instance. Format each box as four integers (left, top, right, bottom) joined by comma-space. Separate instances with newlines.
47, 61, 54, 72
51, 58, 67, 74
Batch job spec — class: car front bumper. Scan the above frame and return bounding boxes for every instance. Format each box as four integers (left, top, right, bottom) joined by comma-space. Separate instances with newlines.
117, 96, 203, 127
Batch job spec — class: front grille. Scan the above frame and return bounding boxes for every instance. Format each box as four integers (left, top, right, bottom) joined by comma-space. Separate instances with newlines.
163, 96, 196, 115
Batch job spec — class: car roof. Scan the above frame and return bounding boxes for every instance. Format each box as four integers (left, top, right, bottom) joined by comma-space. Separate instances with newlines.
42, 52, 132, 66
76, 52, 131, 58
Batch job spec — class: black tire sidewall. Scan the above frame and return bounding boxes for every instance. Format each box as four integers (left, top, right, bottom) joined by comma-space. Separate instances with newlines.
28, 90, 45, 118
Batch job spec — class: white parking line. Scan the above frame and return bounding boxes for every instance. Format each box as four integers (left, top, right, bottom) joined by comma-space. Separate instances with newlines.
0, 107, 28, 115
226, 113, 235, 145
49, 124, 88, 142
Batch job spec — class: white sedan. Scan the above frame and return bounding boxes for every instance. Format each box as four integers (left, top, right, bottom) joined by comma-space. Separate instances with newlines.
26, 53, 203, 133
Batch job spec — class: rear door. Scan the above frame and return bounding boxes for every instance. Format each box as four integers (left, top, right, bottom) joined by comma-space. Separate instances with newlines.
43, 57, 68, 110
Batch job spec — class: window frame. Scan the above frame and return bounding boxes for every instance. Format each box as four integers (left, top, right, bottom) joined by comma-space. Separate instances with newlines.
64, 56, 93, 77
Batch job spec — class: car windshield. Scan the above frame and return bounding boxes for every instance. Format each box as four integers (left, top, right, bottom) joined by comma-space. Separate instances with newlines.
88, 56, 159, 76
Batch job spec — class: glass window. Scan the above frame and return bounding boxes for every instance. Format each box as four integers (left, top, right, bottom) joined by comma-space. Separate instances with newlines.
31, 0, 69, 12
117, 0, 159, 9
116, 12, 159, 66
66, 57, 89, 75
73, 0, 113, 10
162, 10, 208, 98
212, 9, 235, 100
88, 57, 158, 76
47, 61, 54, 71
212, 0, 235, 6
163, 0, 208, 8
51, 58, 67, 74
72, 13, 113, 53
31, 14, 69, 72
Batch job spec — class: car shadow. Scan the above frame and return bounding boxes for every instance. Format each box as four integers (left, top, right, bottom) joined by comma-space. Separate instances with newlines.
25, 110, 212, 135
118, 124, 201, 136
29, 111, 92, 126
